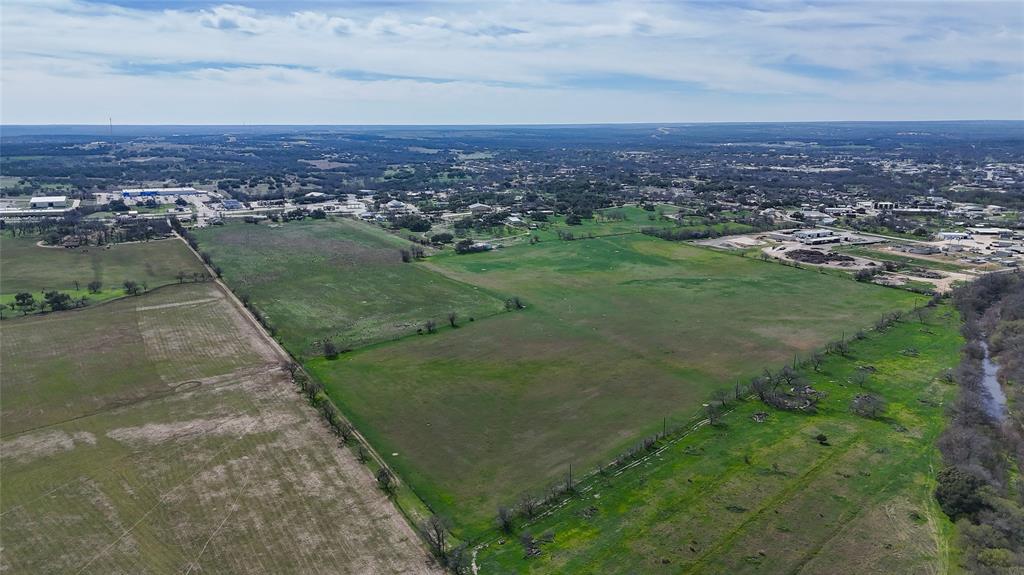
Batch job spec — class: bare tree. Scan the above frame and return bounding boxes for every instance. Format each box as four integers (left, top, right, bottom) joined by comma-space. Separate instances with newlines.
376, 467, 395, 494
711, 388, 730, 408
704, 403, 723, 425
496, 506, 514, 533
751, 375, 773, 401
424, 320, 437, 334
777, 365, 799, 387
337, 421, 355, 443
809, 351, 824, 372
827, 340, 850, 357
421, 514, 449, 562
519, 493, 538, 519
282, 361, 300, 377
447, 311, 458, 328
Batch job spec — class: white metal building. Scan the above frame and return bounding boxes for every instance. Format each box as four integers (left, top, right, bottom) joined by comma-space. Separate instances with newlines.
29, 196, 68, 208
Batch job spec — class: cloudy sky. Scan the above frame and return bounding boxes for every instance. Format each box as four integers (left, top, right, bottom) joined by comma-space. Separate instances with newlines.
2, 0, 1022, 124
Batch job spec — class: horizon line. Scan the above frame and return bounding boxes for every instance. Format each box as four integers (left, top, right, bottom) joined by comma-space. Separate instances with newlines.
3, 119, 1023, 128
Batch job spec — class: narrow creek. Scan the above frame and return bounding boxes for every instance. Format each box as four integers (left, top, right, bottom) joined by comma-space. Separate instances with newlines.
980, 340, 1008, 422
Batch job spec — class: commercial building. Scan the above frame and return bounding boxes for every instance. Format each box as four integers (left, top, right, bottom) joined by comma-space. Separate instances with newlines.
29, 196, 68, 208
121, 187, 204, 198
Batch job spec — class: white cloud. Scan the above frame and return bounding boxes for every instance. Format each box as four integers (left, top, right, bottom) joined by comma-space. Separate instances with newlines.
1, 0, 1021, 123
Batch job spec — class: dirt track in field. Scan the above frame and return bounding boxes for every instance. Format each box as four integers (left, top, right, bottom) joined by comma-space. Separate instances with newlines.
1, 239, 441, 574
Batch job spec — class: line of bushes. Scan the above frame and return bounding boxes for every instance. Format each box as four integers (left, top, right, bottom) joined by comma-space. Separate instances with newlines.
486, 304, 933, 557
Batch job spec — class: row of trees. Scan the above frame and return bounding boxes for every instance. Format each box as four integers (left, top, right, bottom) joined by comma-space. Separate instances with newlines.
399, 246, 426, 262
8, 290, 80, 315
283, 358, 473, 572
321, 301, 521, 358
936, 272, 1024, 574
5, 279, 150, 317
486, 305, 920, 548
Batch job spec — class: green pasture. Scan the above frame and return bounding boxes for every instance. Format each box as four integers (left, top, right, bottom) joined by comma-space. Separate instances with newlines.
477, 305, 963, 574
193, 218, 505, 356
0, 235, 203, 310
307, 233, 920, 532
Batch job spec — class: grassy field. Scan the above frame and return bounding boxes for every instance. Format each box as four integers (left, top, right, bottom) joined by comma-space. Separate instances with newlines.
194, 219, 505, 356
0, 281, 438, 574
306, 233, 920, 532
529, 205, 753, 242
476, 305, 963, 574
0, 235, 203, 309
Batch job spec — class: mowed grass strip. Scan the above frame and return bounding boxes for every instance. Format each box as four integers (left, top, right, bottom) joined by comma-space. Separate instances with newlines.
0, 235, 204, 308
0, 282, 438, 574
476, 305, 962, 574
194, 219, 505, 356
308, 235, 920, 532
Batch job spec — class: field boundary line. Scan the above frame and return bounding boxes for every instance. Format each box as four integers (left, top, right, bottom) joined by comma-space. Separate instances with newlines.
172, 230, 441, 562
0, 280, 212, 325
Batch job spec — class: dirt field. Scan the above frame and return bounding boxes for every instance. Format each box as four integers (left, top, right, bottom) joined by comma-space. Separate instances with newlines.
1, 281, 439, 574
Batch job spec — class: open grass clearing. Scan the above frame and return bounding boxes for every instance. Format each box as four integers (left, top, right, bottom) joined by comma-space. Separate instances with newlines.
476, 305, 962, 574
0, 235, 204, 310
307, 233, 920, 532
528, 205, 752, 242
194, 219, 505, 356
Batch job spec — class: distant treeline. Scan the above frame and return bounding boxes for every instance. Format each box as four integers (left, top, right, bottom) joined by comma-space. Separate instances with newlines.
641, 218, 795, 241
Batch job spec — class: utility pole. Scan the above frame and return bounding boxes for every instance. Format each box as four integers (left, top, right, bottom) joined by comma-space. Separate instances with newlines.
109, 117, 116, 160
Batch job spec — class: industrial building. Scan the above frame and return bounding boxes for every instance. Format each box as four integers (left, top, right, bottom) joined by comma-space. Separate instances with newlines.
121, 187, 203, 198
29, 196, 68, 208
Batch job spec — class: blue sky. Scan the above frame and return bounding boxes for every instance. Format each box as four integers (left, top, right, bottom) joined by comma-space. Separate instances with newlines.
2, 0, 1022, 124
